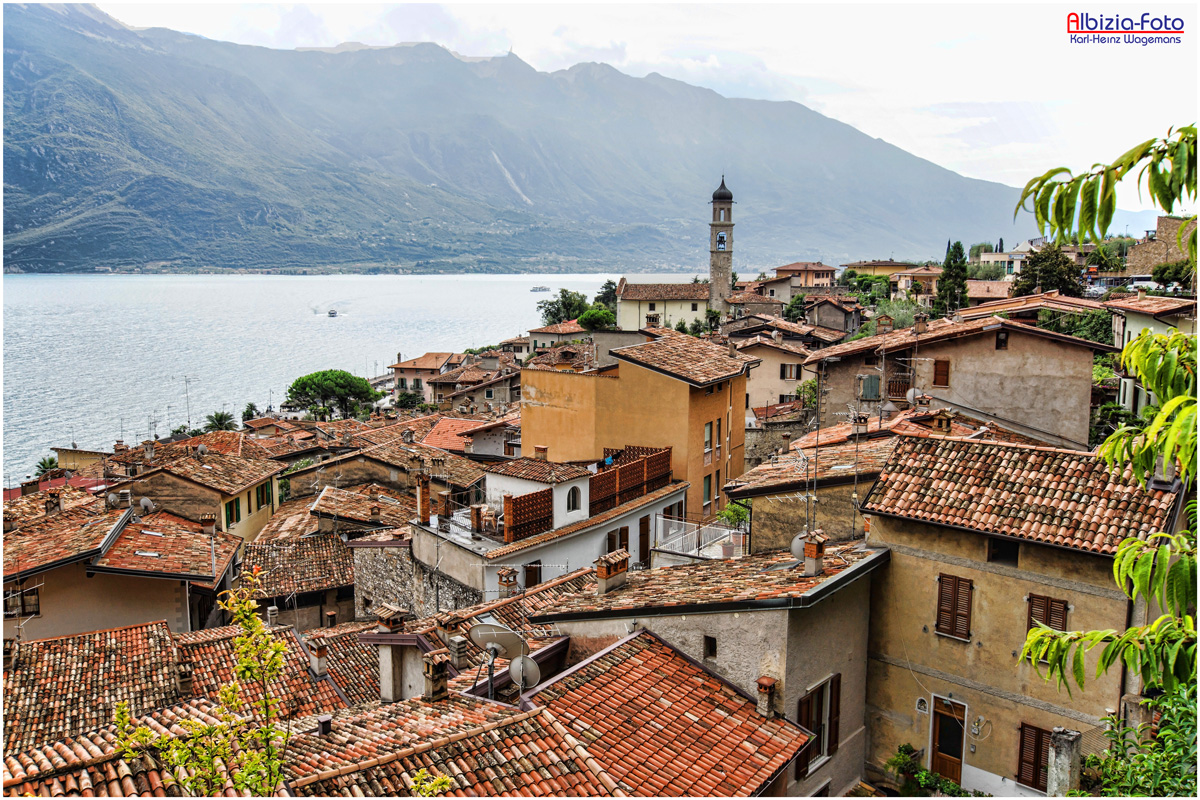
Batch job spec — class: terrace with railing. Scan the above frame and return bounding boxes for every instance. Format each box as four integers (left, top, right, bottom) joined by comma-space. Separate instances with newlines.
653, 512, 747, 562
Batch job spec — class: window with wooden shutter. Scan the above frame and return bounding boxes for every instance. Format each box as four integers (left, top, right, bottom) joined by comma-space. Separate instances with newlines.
859, 373, 881, 400
795, 693, 815, 778
1017, 723, 1051, 791
827, 674, 841, 756
619, 526, 629, 552
935, 574, 972, 640
1028, 594, 1068, 632
933, 359, 950, 387
524, 561, 542, 588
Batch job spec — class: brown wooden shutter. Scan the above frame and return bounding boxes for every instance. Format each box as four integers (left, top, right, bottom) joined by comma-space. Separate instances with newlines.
954, 578, 973, 639
934, 359, 950, 386
607, 530, 618, 553
524, 561, 541, 588
619, 526, 629, 551
1027, 594, 1048, 631
827, 674, 841, 756
780, 363, 787, 380
936, 574, 956, 634
795, 693, 814, 778
1017, 724, 1050, 791
1048, 599, 1068, 631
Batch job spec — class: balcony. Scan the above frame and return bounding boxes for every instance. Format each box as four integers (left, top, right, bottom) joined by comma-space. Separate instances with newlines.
654, 513, 747, 561
887, 376, 912, 400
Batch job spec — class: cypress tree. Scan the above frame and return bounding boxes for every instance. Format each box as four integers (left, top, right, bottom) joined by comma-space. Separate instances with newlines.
935, 241, 968, 317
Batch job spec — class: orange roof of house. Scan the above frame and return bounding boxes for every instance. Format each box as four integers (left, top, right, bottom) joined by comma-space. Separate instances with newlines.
528, 318, 587, 335
862, 437, 1181, 555
482, 457, 591, 484
242, 534, 354, 596
311, 485, 415, 528
774, 261, 835, 273
727, 290, 783, 305
528, 630, 812, 797
957, 290, 1105, 320
256, 496, 319, 541
965, 280, 1011, 301
1103, 295, 1195, 317
616, 279, 711, 302
92, 517, 240, 582
388, 352, 454, 370
611, 334, 759, 386
3, 506, 125, 580
150, 452, 284, 496
3, 485, 103, 530
421, 417, 489, 452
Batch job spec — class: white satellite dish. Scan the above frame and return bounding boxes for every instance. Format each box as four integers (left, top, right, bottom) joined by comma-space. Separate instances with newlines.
106, 493, 120, 508
509, 654, 541, 692
467, 622, 528, 659
905, 387, 917, 404
790, 532, 808, 561
195, 444, 208, 456
139, 497, 154, 512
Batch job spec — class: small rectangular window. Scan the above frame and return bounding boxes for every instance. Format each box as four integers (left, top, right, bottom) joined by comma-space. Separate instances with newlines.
703, 475, 712, 503
524, 561, 542, 588
987, 538, 1019, 567
935, 573, 972, 640
485, 388, 494, 399
995, 331, 1009, 350
1028, 594, 1069, 632
704, 422, 713, 451
4, 585, 39, 618
704, 636, 717, 658
865, 355, 879, 367
795, 673, 841, 778
1017, 724, 1051, 791
692, 303, 699, 311
649, 302, 656, 311
933, 360, 951, 387
225, 498, 241, 527
859, 374, 881, 401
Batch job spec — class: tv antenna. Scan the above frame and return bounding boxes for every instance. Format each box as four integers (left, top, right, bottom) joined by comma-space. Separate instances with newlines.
467, 622, 528, 700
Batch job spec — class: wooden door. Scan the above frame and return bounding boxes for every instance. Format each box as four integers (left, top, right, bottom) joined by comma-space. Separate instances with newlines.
931, 699, 966, 784
638, 516, 651, 566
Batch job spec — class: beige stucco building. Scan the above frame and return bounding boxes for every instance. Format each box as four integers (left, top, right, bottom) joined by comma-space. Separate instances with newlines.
735, 334, 815, 414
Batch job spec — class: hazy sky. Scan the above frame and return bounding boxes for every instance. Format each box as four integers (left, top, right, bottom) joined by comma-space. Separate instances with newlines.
97, 2, 1197, 212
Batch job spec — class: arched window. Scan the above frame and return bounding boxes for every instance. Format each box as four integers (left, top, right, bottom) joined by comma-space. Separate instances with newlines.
567, 486, 581, 512
717, 232, 727, 251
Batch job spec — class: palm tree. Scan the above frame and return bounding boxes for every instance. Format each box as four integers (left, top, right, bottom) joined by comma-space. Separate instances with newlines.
242, 402, 259, 422
34, 455, 58, 476
203, 411, 237, 432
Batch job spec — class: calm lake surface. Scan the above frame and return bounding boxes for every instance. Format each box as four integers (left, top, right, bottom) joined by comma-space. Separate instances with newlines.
1, 273, 692, 483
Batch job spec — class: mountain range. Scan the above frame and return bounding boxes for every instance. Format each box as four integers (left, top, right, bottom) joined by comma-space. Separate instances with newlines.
5, 4, 1059, 273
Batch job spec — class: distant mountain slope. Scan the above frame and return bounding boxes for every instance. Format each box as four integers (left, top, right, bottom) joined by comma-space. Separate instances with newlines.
3, 3, 1036, 273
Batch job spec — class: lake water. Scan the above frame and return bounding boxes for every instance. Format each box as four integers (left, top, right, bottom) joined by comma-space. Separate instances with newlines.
1, 273, 692, 484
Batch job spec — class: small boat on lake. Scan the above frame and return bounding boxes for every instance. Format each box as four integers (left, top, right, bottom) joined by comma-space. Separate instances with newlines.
530, 286, 550, 292
328, 309, 338, 317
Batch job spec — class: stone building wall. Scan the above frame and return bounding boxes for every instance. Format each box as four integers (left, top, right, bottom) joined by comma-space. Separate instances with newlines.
352, 543, 482, 620
1127, 216, 1196, 272
744, 416, 811, 468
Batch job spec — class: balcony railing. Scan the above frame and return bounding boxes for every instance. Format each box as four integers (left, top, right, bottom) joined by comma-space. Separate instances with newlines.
655, 513, 747, 560
887, 376, 912, 400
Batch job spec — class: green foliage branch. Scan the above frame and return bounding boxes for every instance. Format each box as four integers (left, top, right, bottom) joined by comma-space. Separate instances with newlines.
286, 369, 380, 420
115, 570, 291, 796
536, 288, 590, 325
34, 455, 58, 476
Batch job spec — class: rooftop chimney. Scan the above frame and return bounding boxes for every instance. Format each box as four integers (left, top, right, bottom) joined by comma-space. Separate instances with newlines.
780, 432, 792, 454
1137, 287, 1147, 301
423, 649, 450, 702
852, 413, 870, 438
401, 429, 414, 443
142, 440, 155, 461
114, 440, 127, 454
20, 479, 39, 497
913, 314, 929, 334
447, 636, 469, 671
370, 504, 382, 523
177, 663, 195, 695
325, 610, 337, 628
595, 549, 631, 595
310, 643, 328, 677
200, 514, 216, 536
3, 511, 16, 534
533, 445, 548, 461
803, 531, 828, 577
374, 603, 410, 632
877, 315, 894, 334
267, 606, 279, 626
915, 393, 932, 409
497, 567, 519, 598
470, 504, 485, 533
756, 676, 778, 718
44, 490, 63, 517
119, 489, 132, 508
728, 340, 738, 357
316, 714, 333, 737
773, 330, 783, 344
417, 474, 431, 525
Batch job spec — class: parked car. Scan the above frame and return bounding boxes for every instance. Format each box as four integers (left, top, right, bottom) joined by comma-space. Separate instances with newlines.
1126, 275, 1163, 291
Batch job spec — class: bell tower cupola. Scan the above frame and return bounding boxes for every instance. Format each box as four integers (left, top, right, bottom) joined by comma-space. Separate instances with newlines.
709, 176, 734, 314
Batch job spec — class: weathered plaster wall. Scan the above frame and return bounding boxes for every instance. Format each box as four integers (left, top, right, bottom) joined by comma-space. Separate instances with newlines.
749, 483, 866, 553
743, 418, 811, 469
353, 541, 483, 619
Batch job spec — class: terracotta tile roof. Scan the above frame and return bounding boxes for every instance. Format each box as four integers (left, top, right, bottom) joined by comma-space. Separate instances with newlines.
499, 335, 529, 345
727, 438, 897, 498
156, 452, 284, 496
427, 364, 503, 386
805, 315, 1115, 365
616, 281, 711, 301
314, 419, 374, 441
639, 325, 686, 338
966, 280, 1010, 301
481, 458, 591, 484
312, 485, 415, 528
611, 335, 759, 387
750, 401, 804, 421
736, 335, 812, 357
3, 486, 102, 530
529, 318, 587, 335
284, 695, 523, 788
172, 430, 258, 458
458, 411, 520, 437
529, 631, 811, 796
176, 625, 347, 722
735, 316, 846, 343
256, 496, 319, 542
895, 265, 943, 277
289, 705, 620, 797
92, 518, 241, 582
791, 406, 1047, 451
3, 506, 126, 580
3, 621, 182, 752
243, 416, 289, 430
242, 534, 354, 596
862, 437, 1182, 555
1, 699, 229, 797
293, 439, 485, 490
958, 290, 1106, 320
774, 261, 835, 273
727, 290, 783, 305
351, 414, 445, 447
421, 418, 486, 452
389, 352, 455, 370
1103, 295, 1195, 317
535, 543, 878, 619
484, 483, 688, 560
446, 370, 520, 399
841, 259, 916, 269
528, 342, 597, 370
302, 622, 380, 706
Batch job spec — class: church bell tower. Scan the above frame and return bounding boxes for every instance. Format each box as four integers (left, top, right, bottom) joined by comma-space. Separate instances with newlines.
709, 177, 734, 314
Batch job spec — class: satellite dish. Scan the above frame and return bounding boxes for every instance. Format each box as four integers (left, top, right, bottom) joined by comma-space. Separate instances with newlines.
139, 497, 154, 512
467, 622, 528, 659
106, 493, 120, 508
790, 532, 808, 561
905, 387, 917, 404
196, 444, 208, 456
509, 654, 541, 691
